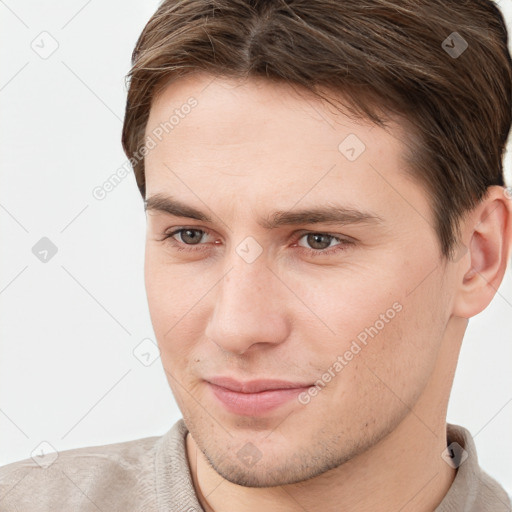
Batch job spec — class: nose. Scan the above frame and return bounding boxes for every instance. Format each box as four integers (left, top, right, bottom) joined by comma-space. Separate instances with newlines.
204, 257, 290, 355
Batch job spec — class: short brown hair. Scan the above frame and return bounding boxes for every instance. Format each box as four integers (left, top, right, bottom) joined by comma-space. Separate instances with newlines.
121, 0, 512, 258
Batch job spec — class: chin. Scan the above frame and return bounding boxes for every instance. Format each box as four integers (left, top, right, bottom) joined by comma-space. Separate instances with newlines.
200, 438, 360, 488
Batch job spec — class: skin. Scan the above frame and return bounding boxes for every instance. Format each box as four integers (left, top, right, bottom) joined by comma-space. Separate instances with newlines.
143, 72, 512, 512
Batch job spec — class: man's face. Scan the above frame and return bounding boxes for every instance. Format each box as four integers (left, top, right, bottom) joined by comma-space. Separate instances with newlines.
143, 73, 456, 486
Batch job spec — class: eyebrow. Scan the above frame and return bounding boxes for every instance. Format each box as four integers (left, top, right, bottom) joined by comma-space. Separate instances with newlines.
144, 193, 384, 229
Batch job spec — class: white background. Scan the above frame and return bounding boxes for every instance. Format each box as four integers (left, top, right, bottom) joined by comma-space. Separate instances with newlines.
1, 0, 511, 497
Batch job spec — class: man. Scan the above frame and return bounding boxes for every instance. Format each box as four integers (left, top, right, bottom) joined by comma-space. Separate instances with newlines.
1, 0, 511, 510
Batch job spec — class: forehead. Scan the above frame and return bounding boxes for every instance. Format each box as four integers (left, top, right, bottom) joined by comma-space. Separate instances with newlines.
146, 73, 405, 155
143, 73, 424, 223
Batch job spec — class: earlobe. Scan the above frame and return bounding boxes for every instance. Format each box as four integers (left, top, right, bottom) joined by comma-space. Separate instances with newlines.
452, 186, 512, 318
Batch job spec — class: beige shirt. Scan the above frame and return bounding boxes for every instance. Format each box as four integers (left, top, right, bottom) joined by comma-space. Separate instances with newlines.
1, 420, 510, 511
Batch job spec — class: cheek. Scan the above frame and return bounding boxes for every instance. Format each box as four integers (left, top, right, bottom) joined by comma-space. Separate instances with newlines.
290, 264, 403, 347
295, 263, 446, 402
144, 249, 208, 362
145, 245, 211, 319
342, 281, 447, 412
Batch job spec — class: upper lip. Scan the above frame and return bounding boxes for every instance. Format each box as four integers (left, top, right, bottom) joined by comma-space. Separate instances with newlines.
206, 376, 312, 393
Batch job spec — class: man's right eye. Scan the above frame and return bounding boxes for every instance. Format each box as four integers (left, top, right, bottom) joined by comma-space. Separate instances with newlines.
161, 228, 215, 252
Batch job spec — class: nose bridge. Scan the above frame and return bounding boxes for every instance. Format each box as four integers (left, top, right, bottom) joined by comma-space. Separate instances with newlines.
205, 251, 289, 354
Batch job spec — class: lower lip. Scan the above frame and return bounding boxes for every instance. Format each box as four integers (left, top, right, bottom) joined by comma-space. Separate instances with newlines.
208, 382, 311, 416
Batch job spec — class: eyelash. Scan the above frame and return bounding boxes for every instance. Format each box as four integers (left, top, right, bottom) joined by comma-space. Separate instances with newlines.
161, 228, 353, 257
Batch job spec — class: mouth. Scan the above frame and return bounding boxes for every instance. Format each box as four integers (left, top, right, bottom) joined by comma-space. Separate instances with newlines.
205, 376, 312, 416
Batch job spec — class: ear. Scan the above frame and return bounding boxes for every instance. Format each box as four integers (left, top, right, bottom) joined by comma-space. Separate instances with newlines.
452, 186, 512, 319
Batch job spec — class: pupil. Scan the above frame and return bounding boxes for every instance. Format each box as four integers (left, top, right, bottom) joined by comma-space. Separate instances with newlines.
309, 233, 330, 249
184, 230, 201, 244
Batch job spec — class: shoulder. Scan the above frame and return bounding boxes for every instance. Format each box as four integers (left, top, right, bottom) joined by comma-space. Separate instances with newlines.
437, 423, 512, 511
0, 434, 162, 512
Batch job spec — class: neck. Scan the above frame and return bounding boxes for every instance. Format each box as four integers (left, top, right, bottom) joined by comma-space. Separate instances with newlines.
186, 317, 466, 512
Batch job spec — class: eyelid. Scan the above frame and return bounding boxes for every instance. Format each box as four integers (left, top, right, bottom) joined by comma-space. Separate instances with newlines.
292, 229, 356, 244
